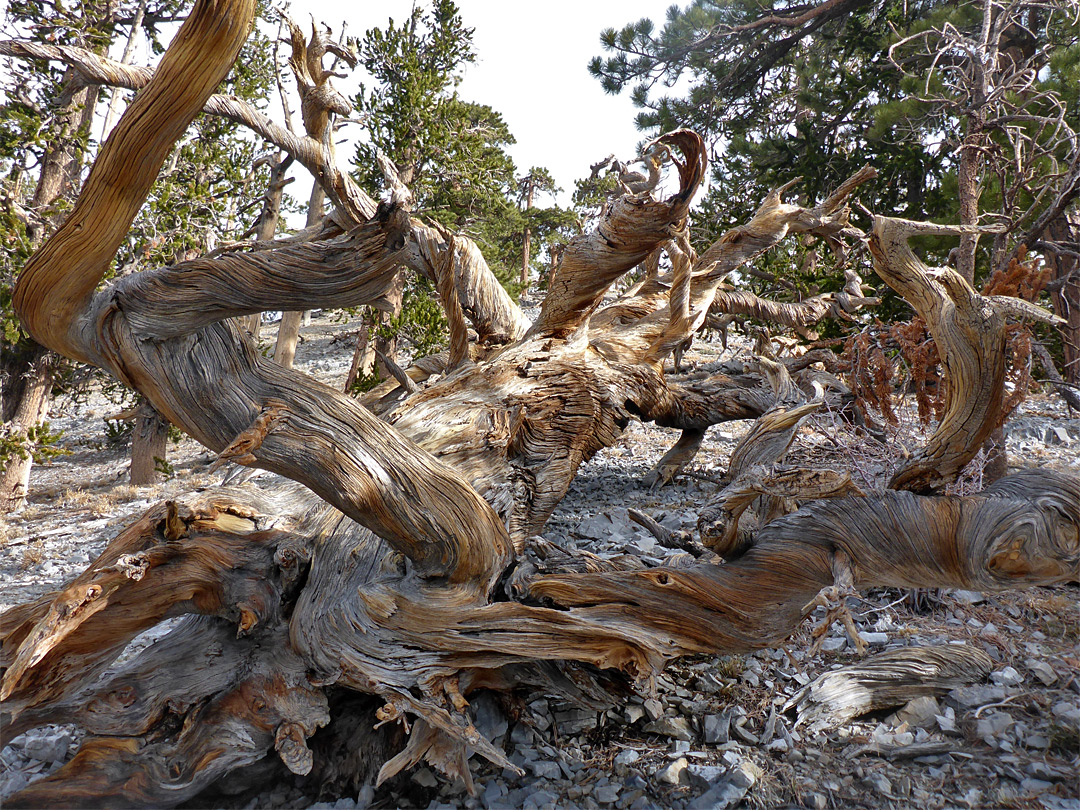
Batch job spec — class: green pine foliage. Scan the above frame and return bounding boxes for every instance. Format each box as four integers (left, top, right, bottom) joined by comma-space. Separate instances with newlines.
352, 0, 573, 294
589, 0, 1078, 339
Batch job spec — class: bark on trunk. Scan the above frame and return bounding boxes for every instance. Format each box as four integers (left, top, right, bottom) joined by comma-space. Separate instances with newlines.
129, 399, 170, 485
0, 351, 53, 512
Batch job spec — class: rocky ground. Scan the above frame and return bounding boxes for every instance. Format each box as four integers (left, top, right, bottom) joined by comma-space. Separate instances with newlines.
1, 307, 1078, 810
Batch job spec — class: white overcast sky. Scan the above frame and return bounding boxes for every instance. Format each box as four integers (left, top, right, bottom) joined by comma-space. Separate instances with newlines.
0, 0, 677, 203
303, 0, 673, 202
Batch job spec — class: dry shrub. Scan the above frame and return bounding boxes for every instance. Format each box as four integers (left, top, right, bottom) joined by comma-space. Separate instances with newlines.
980, 247, 1048, 418
57, 487, 120, 513
20, 542, 46, 570
842, 248, 1048, 430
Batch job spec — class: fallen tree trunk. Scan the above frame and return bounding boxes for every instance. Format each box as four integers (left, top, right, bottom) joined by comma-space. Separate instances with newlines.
2, 2, 1078, 805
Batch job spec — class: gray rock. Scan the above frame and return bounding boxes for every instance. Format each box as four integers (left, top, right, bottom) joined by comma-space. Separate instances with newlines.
356, 785, 375, 810
23, 733, 72, 763
1026, 761, 1074, 781
1024, 733, 1050, 749
991, 666, 1023, 686
472, 692, 508, 744
643, 716, 694, 742
525, 789, 558, 810
864, 774, 892, 796
936, 713, 960, 734
820, 637, 846, 652
0, 773, 29, 798
655, 757, 689, 785
805, 793, 828, 810
1045, 426, 1073, 445
728, 759, 761, 790
625, 773, 648, 791
703, 713, 730, 745
1052, 701, 1080, 723
950, 590, 986, 605
686, 763, 727, 788
976, 711, 1014, 739
1026, 660, 1059, 686
614, 749, 642, 767
948, 685, 1006, 709
553, 707, 596, 734
1021, 778, 1055, 796
625, 705, 646, 724
895, 696, 940, 729
643, 698, 664, 722
859, 631, 889, 646
529, 759, 561, 780
412, 768, 438, 788
594, 784, 620, 805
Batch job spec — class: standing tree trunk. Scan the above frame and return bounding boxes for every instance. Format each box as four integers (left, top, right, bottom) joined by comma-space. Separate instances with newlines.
1045, 212, 1080, 386
0, 349, 53, 512
129, 398, 170, 485
240, 152, 293, 338
274, 183, 324, 368
521, 175, 535, 287
1, 66, 98, 512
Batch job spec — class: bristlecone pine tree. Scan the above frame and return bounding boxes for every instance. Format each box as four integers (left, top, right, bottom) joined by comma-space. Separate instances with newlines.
1, 1, 1077, 806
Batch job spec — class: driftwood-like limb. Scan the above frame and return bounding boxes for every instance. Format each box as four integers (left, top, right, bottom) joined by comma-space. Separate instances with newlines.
5, 7, 1079, 798
0, 492, 295, 724
785, 645, 994, 731
699, 467, 864, 558
435, 235, 470, 370
869, 217, 1064, 492
530, 130, 706, 338
697, 166, 876, 280
10, 0, 257, 362
724, 397, 823, 483
627, 508, 702, 555
532, 469, 1079, 655
641, 427, 706, 489
710, 287, 879, 327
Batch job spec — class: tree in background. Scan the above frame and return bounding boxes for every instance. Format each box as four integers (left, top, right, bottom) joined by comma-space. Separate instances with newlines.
517, 166, 577, 288
590, 0, 1076, 266
0, 0, 281, 498
1, 0, 129, 509
590, 0, 1079, 440
347, 0, 571, 382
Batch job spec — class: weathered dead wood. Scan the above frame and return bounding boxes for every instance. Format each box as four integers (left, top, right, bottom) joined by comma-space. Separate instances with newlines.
4, 5, 1079, 801
641, 428, 706, 489
699, 467, 864, 558
868, 217, 1064, 492
530, 130, 706, 338
784, 645, 994, 731
532, 469, 1078, 653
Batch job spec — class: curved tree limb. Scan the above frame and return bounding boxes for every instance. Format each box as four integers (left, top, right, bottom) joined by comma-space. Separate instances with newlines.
11, 0, 258, 362
529, 130, 707, 338
868, 216, 1064, 492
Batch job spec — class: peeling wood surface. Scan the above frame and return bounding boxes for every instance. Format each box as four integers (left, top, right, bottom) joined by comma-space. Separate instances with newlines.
785, 645, 994, 731
2, 3, 1078, 804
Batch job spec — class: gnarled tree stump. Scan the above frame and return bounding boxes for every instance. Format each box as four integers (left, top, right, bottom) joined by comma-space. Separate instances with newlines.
2, 2, 1077, 805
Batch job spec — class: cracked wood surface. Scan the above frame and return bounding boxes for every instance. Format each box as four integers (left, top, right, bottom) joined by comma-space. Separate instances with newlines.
3, 1, 1078, 804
